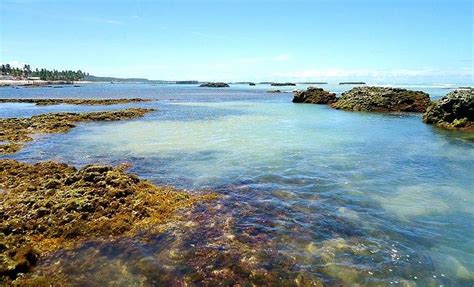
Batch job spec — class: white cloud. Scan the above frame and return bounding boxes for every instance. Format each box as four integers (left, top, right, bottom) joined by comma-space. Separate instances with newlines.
7, 60, 27, 68
273, 54, 292, 61
273, 68, 474, 80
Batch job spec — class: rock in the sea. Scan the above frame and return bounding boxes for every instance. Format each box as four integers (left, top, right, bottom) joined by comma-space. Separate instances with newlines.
271, 82, 296, 86
331, 86, 430, 112
422, 88, 473, 131
267, 90, 281, 93
199, 82, 230, 88
292, 87, 337, 104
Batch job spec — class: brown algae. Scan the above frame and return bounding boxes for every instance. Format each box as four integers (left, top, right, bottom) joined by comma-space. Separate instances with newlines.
0, 159, 217, 284
0, 108, 154, 154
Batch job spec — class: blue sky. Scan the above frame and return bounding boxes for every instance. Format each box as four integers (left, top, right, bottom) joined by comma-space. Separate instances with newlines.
1, 0, 472, 83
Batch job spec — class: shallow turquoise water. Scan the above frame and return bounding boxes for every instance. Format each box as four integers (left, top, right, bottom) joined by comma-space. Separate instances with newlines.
1, 84, 473, 285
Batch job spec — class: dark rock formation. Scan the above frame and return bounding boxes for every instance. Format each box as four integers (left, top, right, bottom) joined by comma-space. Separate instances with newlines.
270, 83, 296, 86
422, 88, 473, 131
267, 90, 282, 93
199, 82, 230, 88
249, 83, 256, 86
292, 87, 337, 104
331, 86, 430, 112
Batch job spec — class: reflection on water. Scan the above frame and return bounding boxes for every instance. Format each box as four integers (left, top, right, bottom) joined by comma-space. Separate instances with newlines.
1, 84, 473, 285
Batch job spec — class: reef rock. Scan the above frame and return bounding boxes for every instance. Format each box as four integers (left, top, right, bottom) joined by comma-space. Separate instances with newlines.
199, 82, 230, 88
422, 88, 474, 131
293, 87, 337, 104
331, 86, 430, 112
0, 159, 217, 283
271, 82, 296, 86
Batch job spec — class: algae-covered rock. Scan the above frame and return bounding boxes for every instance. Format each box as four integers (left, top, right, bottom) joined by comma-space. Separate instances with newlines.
0, 98, 151, 106
0, 159, 217, 283
0, 108, 155, 154
199, 82, 230, 88
422, 88, 473, 131
292, 87, 337, 104
331, 86, 430, 112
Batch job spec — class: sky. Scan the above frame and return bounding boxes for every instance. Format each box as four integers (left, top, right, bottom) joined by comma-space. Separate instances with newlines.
0, 0, 473, 83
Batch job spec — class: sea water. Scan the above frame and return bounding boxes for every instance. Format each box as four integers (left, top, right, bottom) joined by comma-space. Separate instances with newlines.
1, 83, 473, 285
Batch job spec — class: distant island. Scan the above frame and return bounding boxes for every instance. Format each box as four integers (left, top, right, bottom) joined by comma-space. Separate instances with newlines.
297, 82, 328, 85
199, 82, 230, 88
271, 82, 296, 86
339, 82, 366, 85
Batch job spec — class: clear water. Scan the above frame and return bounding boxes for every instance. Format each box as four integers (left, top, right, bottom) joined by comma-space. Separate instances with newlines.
1, 84, 473, 285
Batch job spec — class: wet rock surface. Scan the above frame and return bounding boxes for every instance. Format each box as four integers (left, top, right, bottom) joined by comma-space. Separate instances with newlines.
0, 108, 154, 154
422, 88, 474, 131
199, 82, 230, 88
331, 86, 430, 112
293, 87, 337, 104
0, 159, 217, 284
0, 98, 152, 106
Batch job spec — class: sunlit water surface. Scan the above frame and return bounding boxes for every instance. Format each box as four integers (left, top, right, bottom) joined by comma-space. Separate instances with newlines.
1, 84, 473, 286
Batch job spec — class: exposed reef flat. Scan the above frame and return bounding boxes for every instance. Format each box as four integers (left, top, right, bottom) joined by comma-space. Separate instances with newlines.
0, 98, 152, 106
0, 108, 154, 154
199, 82, 230, 88
331, 86, 430, 112
293, 87, 337, 104
0, 159, 217, 284
423, 88, 473, 131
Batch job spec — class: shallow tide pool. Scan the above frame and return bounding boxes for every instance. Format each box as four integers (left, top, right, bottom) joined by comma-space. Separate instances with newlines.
1, 84, 473, 285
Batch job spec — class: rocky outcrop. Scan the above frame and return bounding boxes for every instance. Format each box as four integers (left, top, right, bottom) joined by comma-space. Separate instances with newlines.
292, 87, 337, 104
331, 86, 430, 112
0, 98, 151, 106
422, 88, 474, 131
267, 90, 282, 93
199, 82, 230, 88
0, 159, 217, 283
271, 83, 296, 86
0, 108, 155, 154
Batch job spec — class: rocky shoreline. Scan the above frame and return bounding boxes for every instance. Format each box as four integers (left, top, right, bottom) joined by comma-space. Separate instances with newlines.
293, 87, 337, 104
331, 86, 430, 112
0, 108, 155, 154
0, 159, 217, 285
292, 86, 473, 132
423, 88, 473, 131
0, 98, 152, 106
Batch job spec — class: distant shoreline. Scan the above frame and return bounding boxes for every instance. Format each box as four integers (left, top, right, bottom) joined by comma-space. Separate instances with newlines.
0, 79, 94, 87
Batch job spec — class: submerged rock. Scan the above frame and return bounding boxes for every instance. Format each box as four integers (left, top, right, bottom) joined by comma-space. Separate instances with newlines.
0, 159, 217, 283
0, 108, 155, 154
292, 87, 337, 104
422, 88, 474, 131
199, 82, 230, 88
0, 98, 151, 106
266, 90, 282, 93
331, 86, 430, 112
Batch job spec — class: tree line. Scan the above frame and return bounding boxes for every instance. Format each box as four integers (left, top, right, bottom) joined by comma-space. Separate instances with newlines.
0, 64, 87, 81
